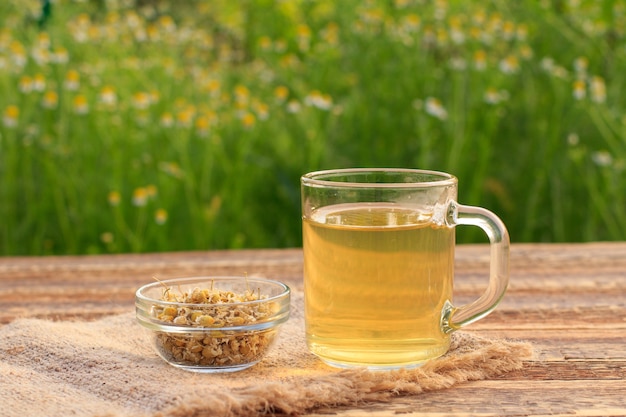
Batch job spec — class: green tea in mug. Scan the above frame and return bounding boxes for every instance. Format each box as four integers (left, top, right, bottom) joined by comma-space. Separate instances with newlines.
301, 169, 509, 369
303, 203, 454, 368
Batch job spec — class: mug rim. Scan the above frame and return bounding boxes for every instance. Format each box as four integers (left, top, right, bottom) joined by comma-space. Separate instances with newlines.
301, 168, 457, 188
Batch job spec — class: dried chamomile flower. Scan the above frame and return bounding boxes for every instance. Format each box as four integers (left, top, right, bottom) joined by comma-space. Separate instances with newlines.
150, 281, 279, 368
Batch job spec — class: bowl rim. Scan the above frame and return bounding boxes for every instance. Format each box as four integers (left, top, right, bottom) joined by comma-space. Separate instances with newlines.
135, 275, 291, 308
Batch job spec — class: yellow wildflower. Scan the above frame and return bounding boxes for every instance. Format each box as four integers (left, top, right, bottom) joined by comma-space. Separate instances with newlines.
424, 97, 448, 120
2, 105, 19, 128
488, 12, 503, 33
449, 57, 467, 71
502, 21, 516, 40
125, 10, 142, 29
519, 45, 533, 60
36, 32, 51, 48
64, 69, 80, 91
499, 55, 519, 74
241, 112, 256, 128
9, 41, 27, 68
590, 76, 606, 104
484, 88, 509, 105
448, 16, 465, 44
145, 185, 157, 198
254, 102, 269, 120
158, 15, 176, 33
234, 85, 250, 104
258, 36, 272, 50
321, 22, 339, 44
360, 7, 384, 25
87, 25, 104, 41
567, 133, 580, 146
403, 14, 421, 31
176, 109, 194, 128
591, 150, 613, 167
108, 191, 121, 206
146, 24, 159, 41
76, 13, 91, 27
73, 95, 89, 114
32, 73, 46, 92
436, 28, 448, 45
160, 112, 174, 127
274, 39, 287, 53
279, 53, 299, 69
105, 11, 120, 25
274, 85, 289, 102
572, 79, 586, 100
516, 24, 529, 41
286, 99, 301, 113
305, 90, 333, 110
484, 88, 499, 104
434, 0, 448, 16
19, 75, 33, 93
132, 187, 149, 207
132, 91, 151, 109
472, 9, 486, 25
297, 24, 312, 50
469, 26, 481, 40
574, 57, 588, 75
204, 79, 221, 96
52, 47, 69, 64
195, 115, 210, 136
155, 209, 168, 225
297, 23, 312, 38
159, 161, 183, 178
41, 91, 59, 109
422, 26, 436, 45
31, 47, 50, 66
135, 111, 149, 126
473, 50, 487, 71
100, 232, 114, 244
100, 86, 117, 106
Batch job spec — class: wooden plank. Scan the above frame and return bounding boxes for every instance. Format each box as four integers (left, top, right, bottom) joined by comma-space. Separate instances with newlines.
2, 288, 625, 327
4, 296, 625, 328
502, 360, 626, 380
1, 243, 625, 417
3, 284, 624, 327
1, 242, 624, 281
0, 248, 305, 281
1, 244, 625, 326
305, 380, 626, 417
475, 329, 626, 362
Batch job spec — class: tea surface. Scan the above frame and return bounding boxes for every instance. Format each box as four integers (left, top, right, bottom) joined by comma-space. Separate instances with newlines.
303, 203, 454, 368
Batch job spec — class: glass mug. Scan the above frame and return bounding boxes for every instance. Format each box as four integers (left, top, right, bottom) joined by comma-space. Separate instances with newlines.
301, 168, 509, 369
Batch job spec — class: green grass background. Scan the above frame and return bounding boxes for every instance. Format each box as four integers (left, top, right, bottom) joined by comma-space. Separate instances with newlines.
1, 0, 625, 255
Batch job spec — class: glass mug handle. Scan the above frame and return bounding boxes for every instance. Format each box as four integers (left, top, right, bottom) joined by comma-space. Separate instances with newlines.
441, 201, 510, 333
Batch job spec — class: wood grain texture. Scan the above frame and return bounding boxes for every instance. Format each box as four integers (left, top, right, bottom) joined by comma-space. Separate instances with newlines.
1, 242, 625, 416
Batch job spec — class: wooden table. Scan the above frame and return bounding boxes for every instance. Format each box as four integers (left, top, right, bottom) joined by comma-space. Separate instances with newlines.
1, 242, 625, 416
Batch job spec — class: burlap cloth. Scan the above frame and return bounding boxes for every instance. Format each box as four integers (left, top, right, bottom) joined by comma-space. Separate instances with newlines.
0, 290, 532, 417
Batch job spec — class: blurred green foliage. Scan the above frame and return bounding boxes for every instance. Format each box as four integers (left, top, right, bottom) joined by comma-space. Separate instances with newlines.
1, 0, 625, 255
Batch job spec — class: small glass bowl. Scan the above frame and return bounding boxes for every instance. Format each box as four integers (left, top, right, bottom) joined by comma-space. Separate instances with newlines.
136, 276, 290, 373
